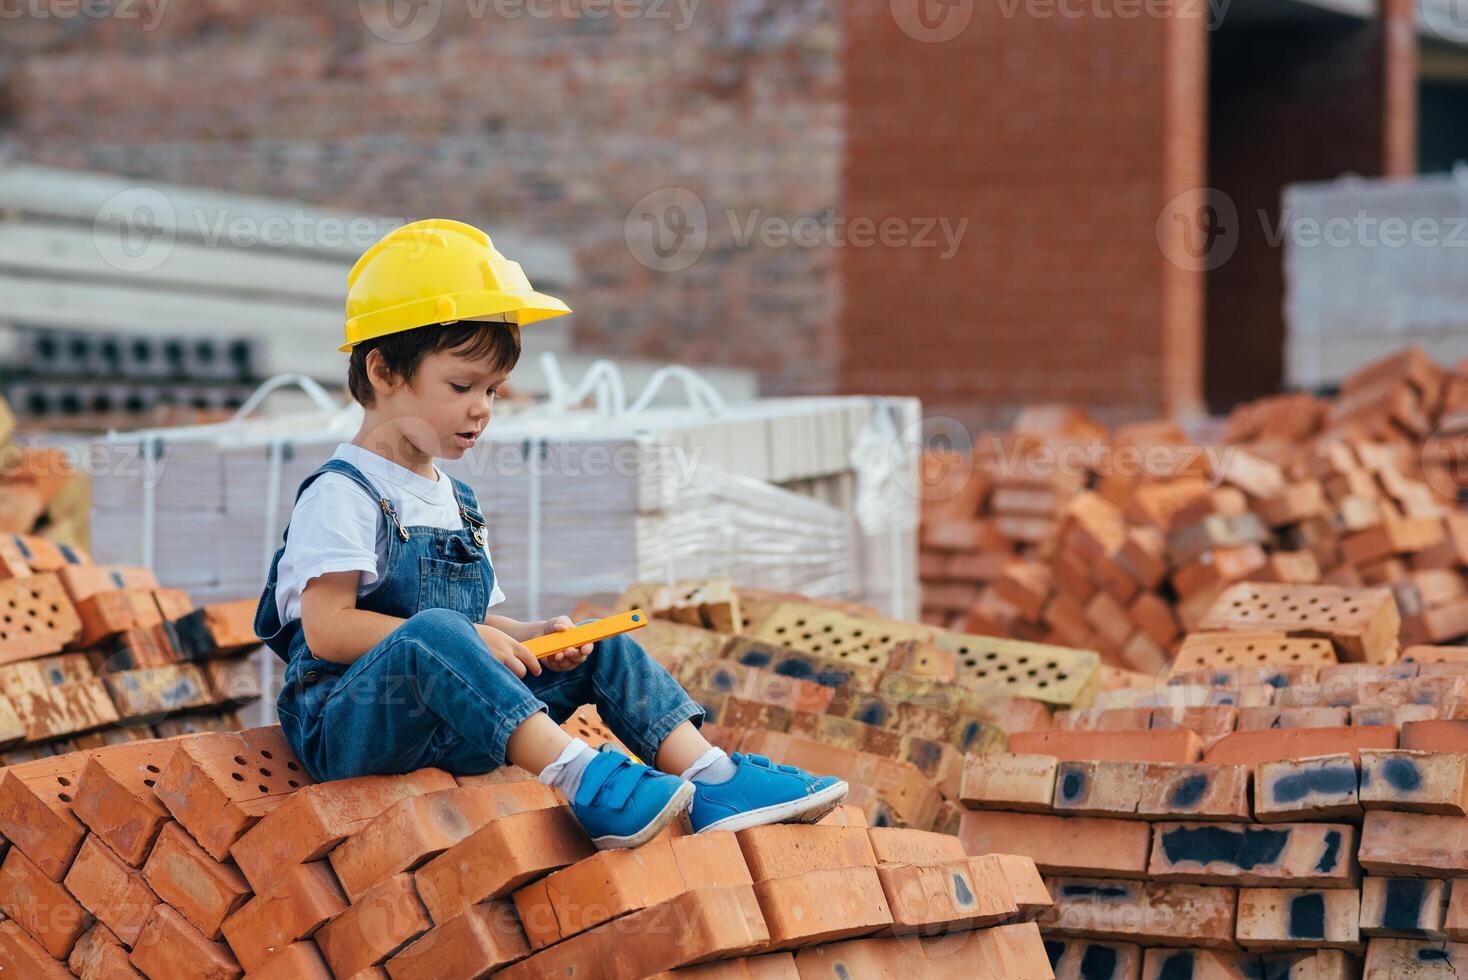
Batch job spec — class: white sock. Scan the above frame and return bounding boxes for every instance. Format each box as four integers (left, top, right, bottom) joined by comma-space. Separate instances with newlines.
538, 738, 597, 800
681, 746, 738, 785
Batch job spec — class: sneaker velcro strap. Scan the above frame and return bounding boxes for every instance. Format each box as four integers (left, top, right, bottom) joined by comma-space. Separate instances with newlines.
575, 751, 641, 810
738, 753, 803, 776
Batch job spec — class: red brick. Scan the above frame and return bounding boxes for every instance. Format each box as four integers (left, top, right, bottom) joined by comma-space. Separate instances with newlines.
495, 885, 769, 980
876, 856, 1018, 935
385, 901, 529, 980
1402, 719, 1468, 752
245, 941, 333, 980
0, 753, 88, 880
1359, 876, 1446, 938
68, 923, 143, 979
957, 752, 1058, 811
1203, 725, 1398, 766
229, 768, 455, 893
1006, 729, 1203, 763
1148, 821, 1357, 887
1045, 877, 1236, 948
63, 835, 158, 946
789, 936, 924, 978
647, 952, 800, 978
1053, 760, 1250, 821
1254, 754, 1361, 822
1359, 748, 1468, 815
735, 825, 877, 882
142, 821, 251, 940
514, 830, 749, 950
1236, 887, 1360, 950
154, 727, 315, 861
1360, 811, 1468, 875
867, 827, 967, 864
130, 903, 241, 980
1364, 938, 1468, 975
414, 806, 594, 924
1042, 939, 1141, 979
754, 866, 893, 950
219, 862, 347, 972
314, 873, 432, 978
329, 782, 558, 903
1236, 706, 1350, 729
0, 847, 91, 958
0, 918, 72, 979
71, 741, 177, 867
957, 810, 1151, 878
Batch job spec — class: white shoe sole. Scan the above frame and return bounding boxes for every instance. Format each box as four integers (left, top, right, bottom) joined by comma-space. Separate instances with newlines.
589, 780, 696, 850
692, 780, 850, 835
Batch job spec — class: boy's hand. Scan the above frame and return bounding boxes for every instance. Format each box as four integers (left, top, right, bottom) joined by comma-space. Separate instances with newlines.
540, 615, 594, 672
474, 624, 541, 678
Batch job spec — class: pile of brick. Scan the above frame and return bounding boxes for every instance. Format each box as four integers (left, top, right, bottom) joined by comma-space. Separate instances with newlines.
0, 396, 90, 552
0, 715, 1056, 978
942, 577, 1468, 977
0, 532, 260, 763
918, 346, 1468, 670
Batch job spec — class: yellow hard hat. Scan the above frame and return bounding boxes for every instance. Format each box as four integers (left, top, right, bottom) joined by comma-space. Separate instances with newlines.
341, 218, 571, 352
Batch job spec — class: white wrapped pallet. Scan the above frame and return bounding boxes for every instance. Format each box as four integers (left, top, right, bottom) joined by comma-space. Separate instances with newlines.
1284, 167, 1468, 390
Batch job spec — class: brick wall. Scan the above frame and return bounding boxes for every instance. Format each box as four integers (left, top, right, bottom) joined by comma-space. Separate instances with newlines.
838, 0, 1210, 432
0, 0, 844, 396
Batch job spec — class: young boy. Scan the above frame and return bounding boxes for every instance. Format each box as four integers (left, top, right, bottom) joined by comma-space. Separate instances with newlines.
253, 219, 848, 848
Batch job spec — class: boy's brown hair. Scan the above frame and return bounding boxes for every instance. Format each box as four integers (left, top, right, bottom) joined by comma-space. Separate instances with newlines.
347, 321, 521, 408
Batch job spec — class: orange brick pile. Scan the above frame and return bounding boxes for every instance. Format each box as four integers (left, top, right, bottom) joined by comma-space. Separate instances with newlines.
0, 532, 260, 763
919, 346, 1468, 672
0, 397, 91, 552
0, 712, 1056, 978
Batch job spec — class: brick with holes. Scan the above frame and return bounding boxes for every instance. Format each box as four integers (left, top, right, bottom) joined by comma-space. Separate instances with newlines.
72, 741, 178, 867
1198, 583, 1400, 664
142, 822, 251, 940
0, 572, 82, 662
153, 727, 315, 861
0, 751, 89, 880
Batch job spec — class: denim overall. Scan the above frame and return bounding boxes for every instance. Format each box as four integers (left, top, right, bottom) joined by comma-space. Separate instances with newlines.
254, 458, 703, 783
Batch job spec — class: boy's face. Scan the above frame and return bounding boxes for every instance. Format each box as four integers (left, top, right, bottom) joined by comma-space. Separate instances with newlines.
373, 344, 510, 460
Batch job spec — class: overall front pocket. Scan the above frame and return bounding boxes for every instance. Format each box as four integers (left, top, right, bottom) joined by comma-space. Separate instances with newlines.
417, 555, 490, 620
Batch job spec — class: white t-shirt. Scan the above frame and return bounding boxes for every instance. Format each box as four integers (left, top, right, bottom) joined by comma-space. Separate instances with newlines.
274, 443, 506, 625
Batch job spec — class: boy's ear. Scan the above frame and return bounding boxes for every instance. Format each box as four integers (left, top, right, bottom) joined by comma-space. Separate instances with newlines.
365, 348, 403, 396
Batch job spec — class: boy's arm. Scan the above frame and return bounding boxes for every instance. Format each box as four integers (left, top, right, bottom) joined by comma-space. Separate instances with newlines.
484, 614, 547, 643
303, 572, 539, 676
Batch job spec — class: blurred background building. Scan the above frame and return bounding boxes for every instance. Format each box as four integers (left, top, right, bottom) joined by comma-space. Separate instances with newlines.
0, 0, 1466, 430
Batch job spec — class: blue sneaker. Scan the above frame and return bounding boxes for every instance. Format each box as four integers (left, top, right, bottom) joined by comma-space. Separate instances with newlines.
569, 747, 694, 849
686, 752, 849, 834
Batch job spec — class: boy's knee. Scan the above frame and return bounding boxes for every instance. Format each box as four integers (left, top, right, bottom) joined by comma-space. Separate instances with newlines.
400, 607, 479, 643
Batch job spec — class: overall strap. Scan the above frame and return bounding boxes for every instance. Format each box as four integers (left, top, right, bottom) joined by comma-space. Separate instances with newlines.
293, 459, 408, 541
448, 476, 487, 531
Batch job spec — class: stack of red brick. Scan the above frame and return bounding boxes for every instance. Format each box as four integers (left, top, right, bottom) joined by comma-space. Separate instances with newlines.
0, 532, 261, 762
919, 346, 1468, 671
0, 399, 90, 552
0, 716, 1057, 978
